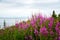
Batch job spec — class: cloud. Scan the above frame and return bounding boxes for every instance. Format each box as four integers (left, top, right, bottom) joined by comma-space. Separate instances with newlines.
0, 0, 34, 9
0, 0, 60, 18
1, 0, 34, 4
1, 0, 59, 4
33, 0, 59, 3
0, 3, 26, 9
0, 7, 60, 18
0, 0, 59, 9
0, 0, 59, 7
32, 2, 60, 9
0, 8, 32, 17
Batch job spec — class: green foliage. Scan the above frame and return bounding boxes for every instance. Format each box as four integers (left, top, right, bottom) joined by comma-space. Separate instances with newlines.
0, 11, 60, 40
0, 27, 25, 40
52, 10, 57, 19
58, 14, 60, 21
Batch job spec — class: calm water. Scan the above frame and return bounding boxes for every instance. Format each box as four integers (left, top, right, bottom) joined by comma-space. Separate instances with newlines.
0, 18, 28, 29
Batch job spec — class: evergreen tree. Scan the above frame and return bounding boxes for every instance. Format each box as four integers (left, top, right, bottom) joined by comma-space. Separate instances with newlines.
58, 14, 60, 17
4, 20, 6, 28
52, 10, 57, 19
58, 14, 60, 21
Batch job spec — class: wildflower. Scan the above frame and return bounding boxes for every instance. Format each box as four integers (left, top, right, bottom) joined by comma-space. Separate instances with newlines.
30, 19, 36, 27
37, 14, 44, 19
19, 22, 24, 28
48, 21, 53, 28
55, 22, 60, 33
24, 23, 30, 29
39, 18, 45, 25
25, 35, 33, 40
15, 23, 19, 27
48, 17, 54, 28
48, 17, 54, 21
40, 26, 48, 36
34, 29, 38, 36
50, 31, 54, 36
39, 19, 43, 25
54, 36, 60, 40
58, 36, 60, 40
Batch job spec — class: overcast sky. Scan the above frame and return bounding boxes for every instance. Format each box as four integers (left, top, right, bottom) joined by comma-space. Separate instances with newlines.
0, 0, 60, 18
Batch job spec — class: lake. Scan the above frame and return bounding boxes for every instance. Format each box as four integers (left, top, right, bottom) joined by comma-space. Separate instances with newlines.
0, 17, 28, 29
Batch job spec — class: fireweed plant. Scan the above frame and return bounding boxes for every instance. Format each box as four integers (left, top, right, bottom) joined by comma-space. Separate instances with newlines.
15, 13, 60, 40
0, 12, 60, 40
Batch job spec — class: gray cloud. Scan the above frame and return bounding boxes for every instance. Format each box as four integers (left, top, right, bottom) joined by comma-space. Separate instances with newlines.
0, 0, 60, 18
0, 0, 59, 9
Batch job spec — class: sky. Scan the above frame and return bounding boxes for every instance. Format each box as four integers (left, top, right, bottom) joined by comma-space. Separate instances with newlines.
0, 0, 60, 18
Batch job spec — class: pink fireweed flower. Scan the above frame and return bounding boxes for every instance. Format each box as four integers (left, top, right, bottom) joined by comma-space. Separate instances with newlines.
56, 36, 60, 40
48, 17, 54, 28
25, 35, 33, 40
48, 17, 54, 21
50, 31, 54, 36
58, 36, 60, 40
39, 18, 45, 26
40, 26, 48, 36
37, 14, 44, 19
39, 19, 44, 25
30, 19, 36, 27
56, 21, 60, 27
15, 23, 19, 27
55, 22, 60, 33
55, 26, 59, 34
39, 15, 45, 25
19, 22, 30, 29
59, 32, 60, 36
19, 22, 24, 28
28, 35, 33, 40
48, 21, 53, 28
34, 29, 38, 36
23, 23, 30, 29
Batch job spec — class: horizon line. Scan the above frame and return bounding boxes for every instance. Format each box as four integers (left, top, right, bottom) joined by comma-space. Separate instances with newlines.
0, 17, 28, 19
